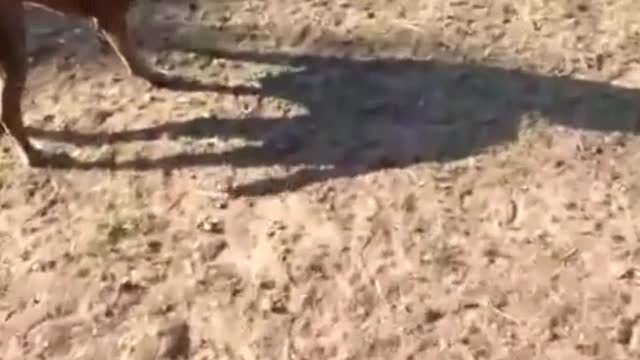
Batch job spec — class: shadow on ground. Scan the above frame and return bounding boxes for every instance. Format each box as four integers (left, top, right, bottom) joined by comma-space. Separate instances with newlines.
25, 22, 640, 196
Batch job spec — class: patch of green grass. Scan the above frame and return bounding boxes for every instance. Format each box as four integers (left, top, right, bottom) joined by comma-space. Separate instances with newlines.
89, 209, 157, 257
88, 183, 160, 258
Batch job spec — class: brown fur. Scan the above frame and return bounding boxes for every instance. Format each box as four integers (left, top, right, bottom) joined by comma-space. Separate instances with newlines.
0, 0, 178, 166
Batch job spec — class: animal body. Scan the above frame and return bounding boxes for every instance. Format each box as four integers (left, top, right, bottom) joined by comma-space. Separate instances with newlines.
0, 0, 178, 166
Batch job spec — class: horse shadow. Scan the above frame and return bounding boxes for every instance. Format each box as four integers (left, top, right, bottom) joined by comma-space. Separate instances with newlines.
26, 25, 640, 196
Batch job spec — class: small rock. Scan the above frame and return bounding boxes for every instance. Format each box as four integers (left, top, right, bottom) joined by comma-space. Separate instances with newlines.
214, 199, 229, 209
147, 240, 163, 253
610, 262, 636, 279
424, 308, 445, 323
259, 295, 288, 314
271, 297, 288, 314
108, 280, 146, 316
42, 114, 56, 124
259, 297, 273, 312
259, 279, 277, 290
197, 216, 225, 234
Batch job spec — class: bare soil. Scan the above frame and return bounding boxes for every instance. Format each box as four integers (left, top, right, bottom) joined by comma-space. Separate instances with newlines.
3, 0, 640, 358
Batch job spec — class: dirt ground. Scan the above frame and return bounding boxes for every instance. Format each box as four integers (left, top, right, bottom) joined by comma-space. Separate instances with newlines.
4, 0, 640, 358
